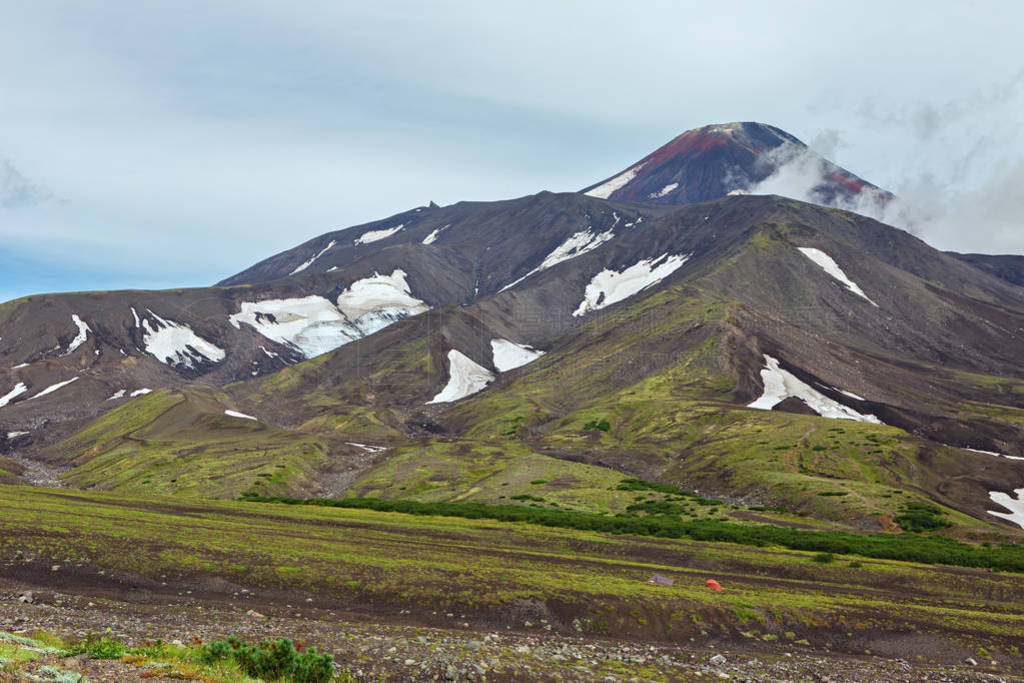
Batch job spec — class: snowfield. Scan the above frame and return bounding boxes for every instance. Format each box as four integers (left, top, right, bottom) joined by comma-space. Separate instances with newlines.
140, 310, 226, 370
0, 382, 28, 408
231, 271, 429, 359
491, 339, 544, 372
797, 247, 878, 306
584, 163, 644, 199
224, 409, 258, 421
422, 224, 449, 245
748, 355, 882, 423
335, 269, 430, 337
230, 295, 358, 359
502, 229, 615, 291
572, 253, 689, 317
355, 224, 403, 245
30, 376, 79, 400
427, 350, 495, 404
290, 240, 336, 275
63, 314, 91, 356
988, 489, 1024, 529
649, 182, 679, 198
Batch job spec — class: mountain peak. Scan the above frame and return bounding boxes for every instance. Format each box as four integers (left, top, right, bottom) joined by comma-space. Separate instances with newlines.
581, 122, 890, 213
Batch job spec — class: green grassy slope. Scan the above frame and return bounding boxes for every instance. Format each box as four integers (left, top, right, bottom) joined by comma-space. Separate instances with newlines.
43, 387, 330, 498
1, 484, 1022, 665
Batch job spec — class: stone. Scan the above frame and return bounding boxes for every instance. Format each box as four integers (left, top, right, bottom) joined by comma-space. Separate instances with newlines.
964, 657, 978, 666
709, 654, 727, 666
17, 591, 33, 604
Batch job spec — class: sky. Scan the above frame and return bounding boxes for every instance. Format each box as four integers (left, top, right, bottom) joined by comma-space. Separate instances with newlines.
1, 1, 1023, 303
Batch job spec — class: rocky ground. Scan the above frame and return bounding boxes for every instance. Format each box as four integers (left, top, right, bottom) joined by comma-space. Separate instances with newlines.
1, 578, 1018, 682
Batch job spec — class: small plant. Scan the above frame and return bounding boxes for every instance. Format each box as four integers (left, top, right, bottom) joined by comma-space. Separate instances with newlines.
60, 634, 126, 660
848, 560, 863, 568
812, 552, 835, 564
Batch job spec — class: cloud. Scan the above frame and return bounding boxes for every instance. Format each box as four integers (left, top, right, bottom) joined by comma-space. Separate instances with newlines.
0, 158, 54, 208
856, 70, 1024, 142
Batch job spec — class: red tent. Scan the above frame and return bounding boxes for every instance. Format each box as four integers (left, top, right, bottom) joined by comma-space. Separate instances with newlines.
705, 579, 723, 591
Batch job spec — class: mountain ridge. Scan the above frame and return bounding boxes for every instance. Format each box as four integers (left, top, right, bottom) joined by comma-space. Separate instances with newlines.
2, 123, 1023, 539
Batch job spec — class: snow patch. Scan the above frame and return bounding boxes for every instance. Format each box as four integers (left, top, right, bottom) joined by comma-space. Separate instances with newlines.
797, 248, 878, 306
335, 269, 430, 337
62, 315, 91, 355
225, 409, 258, 421
231, 272, 429, 360
130, 388, 152, 397
30, 376, 79, 400
290, 240, 336, 275
502, 229, 615, 291
347, 442, 387, 453
988, 489, 1024, 529
572, 253, 689, 317
747, 355, 881, 423
837, 389, 866, 401
230, 296, 358, 359
0, 383, 28, 408
12, 363, 29, 370
964, 447, 1024, 461
355, 224, 403, 245
427, 350, 494, 404
106, 389, 126, 400
584, 164, 644, 199
6, 430, 29, 438
422, 224, 450, 245
140, 310, 226, 370
491, 339, 544, 372
649, 182, 679, 199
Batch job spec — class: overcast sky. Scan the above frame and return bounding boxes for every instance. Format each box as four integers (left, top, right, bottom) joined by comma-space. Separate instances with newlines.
1, 1, 1022, 303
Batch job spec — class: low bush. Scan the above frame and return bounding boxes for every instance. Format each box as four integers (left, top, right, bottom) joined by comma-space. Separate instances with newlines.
241, 495, 1024, 572
895, 502, 953, 533
583, 418, 611, 432
199, 636, 334, 683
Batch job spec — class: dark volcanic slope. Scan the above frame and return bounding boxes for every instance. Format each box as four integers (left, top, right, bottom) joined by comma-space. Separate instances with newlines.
218, 192, 674, 287
950, 252, 1024, 287
579, 122, 892, 212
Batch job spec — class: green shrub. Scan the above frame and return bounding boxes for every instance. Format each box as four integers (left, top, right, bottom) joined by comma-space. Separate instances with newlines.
583, 418, 611, 432
239, 495, 1024, 573
200, 636, 334, 683
895, 502, 953, 533
812, 552, 835, 564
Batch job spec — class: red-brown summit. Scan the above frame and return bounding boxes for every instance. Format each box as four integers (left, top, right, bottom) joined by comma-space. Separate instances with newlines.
580, 122, 892, 211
